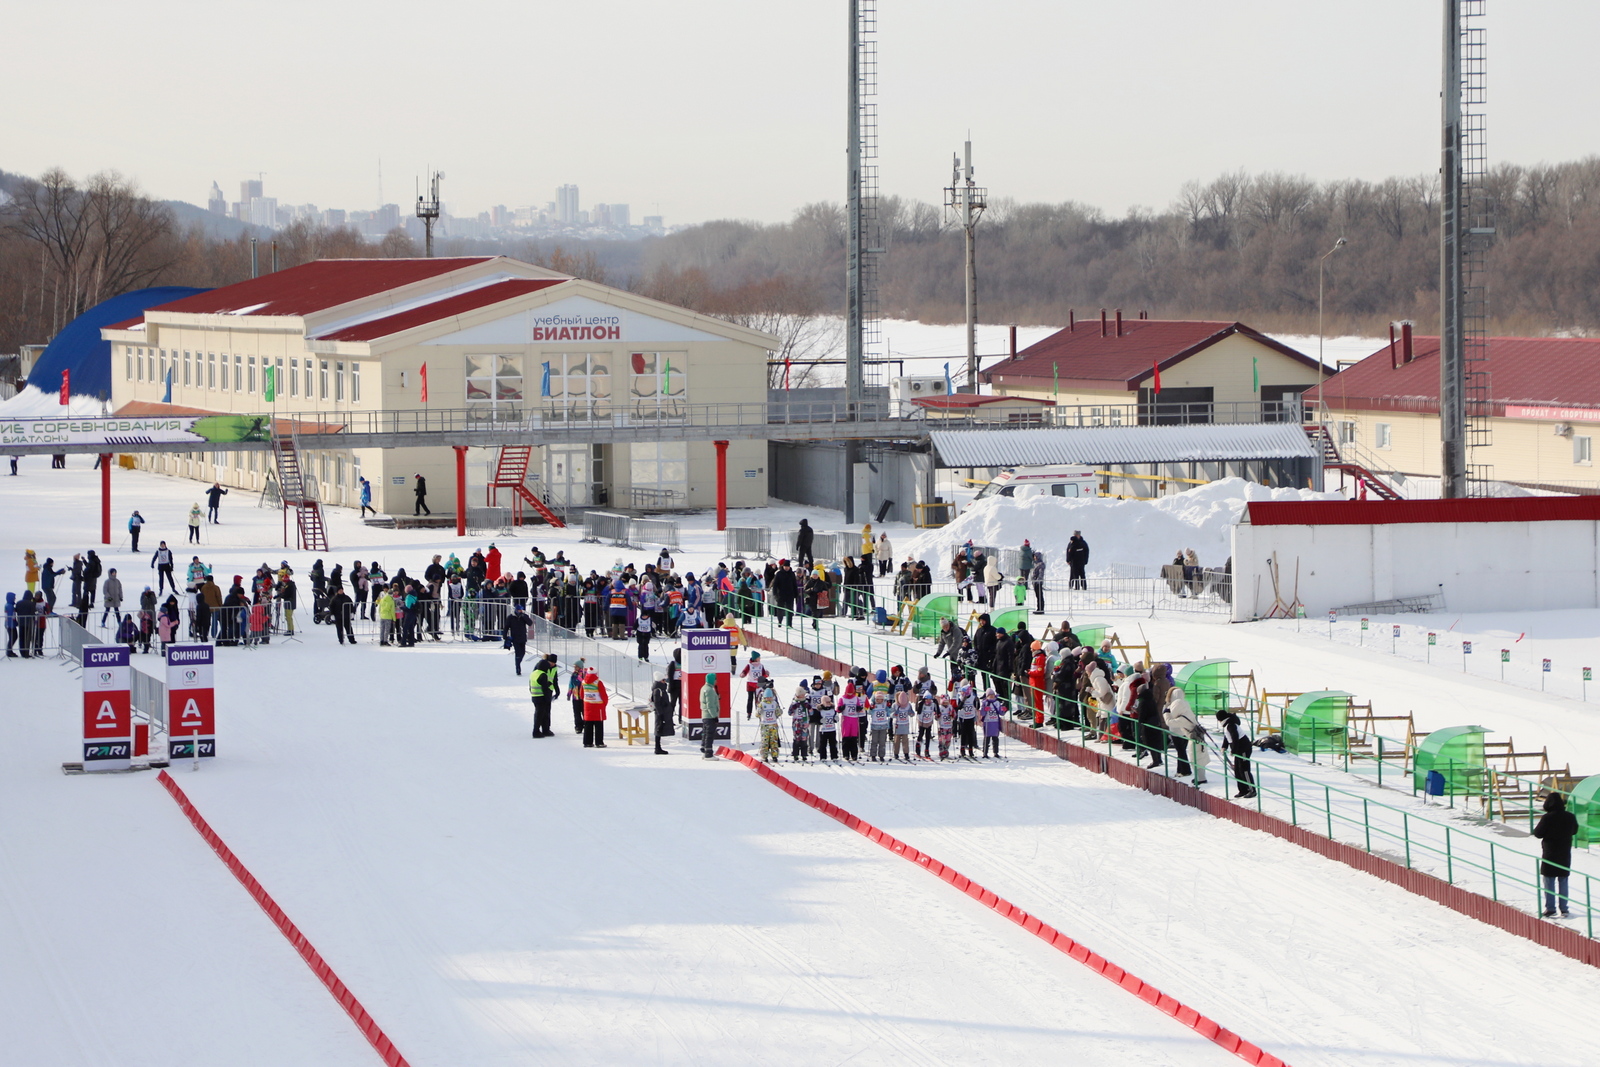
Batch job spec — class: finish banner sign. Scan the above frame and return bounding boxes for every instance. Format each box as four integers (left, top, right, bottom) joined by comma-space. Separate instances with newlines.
0, 415, 272, 449
680, 628, 733, 742
166, 643, 216, 760
82, 645, 132, 770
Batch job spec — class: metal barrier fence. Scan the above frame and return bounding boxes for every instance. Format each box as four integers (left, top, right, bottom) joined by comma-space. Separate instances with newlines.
55, 616, 95, 664
583, 512, 632, 546
528, 616, 659, 707
725, 527, 772, 559
628, 518, 681, 551
131, 667, 167, 729
734, 604, 1596, 940
466, 506, 512, 536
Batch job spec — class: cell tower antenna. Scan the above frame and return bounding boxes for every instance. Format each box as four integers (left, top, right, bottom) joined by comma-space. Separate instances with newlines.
944, 139, 987, 390
844, 0, 881, 524
416, 170, 443, 257
1440, 0, 1493, 497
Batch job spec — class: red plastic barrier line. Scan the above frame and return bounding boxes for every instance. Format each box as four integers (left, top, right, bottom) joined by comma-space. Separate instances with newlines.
715, 748, 1292, 1067
156, 772, 412, 1067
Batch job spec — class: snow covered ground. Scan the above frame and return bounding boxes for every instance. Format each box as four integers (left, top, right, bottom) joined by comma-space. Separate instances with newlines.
3, 461, 1599, 1065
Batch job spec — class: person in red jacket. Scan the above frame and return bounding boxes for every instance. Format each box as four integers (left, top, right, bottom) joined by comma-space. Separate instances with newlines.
1028, 641, 1047, 726
581, 668, 609, 748
486, 543, 503, 583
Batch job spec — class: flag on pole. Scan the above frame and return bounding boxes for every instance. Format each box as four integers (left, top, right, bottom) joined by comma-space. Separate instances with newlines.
1252, 356, 1259, 393
541, 361, 552, 397
59, 369, 70, 405
420, 362, 429, 403
664, 357, 674, 395
1151, 359, 1162, 395
1052, 361, 1059, 399
782, 357, 791, 391
943, 362, 953, 395
263, 365, 276, 403
163, 367, 173, 404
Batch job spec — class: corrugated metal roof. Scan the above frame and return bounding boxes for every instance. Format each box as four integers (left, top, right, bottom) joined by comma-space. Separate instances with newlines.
147, 257, 499, 318
986, 319, 1318, 390
929, 424, 1317, 467
1305, 335, 1600, 413
312, 279, 567, 341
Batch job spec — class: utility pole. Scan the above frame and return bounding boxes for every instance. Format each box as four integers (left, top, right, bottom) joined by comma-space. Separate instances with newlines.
416, 171, 443, 258
944, 140, 986, 391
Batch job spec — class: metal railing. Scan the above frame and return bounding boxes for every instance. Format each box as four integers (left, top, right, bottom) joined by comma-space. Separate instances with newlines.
625, 487, 685, 511
731, 604, 1596, 940
131, 667, 167, 730
725, 527, 773, 559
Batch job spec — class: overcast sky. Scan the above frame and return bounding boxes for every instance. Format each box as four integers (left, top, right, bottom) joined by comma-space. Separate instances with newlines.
9, 1, 1599, 225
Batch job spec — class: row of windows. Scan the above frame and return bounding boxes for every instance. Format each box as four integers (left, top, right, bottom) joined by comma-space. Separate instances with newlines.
123, 346, 360, 403
1347, 420, 1595, 465
205, 448, 362, 487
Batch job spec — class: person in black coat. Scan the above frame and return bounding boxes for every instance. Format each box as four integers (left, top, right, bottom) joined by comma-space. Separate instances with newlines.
413, 473, 430, 516
794, 519, 814, 569
82, 551, 102, 609
504, 605, 532, 674
651, 675, 674, 755
1534, 792, 1579, 918
972, 615, 997, 675
1066, 531, 1090, 590
992, 628, 1014, 703
328, 587, 355, 645
771, 559, 798, 628
1136, 672, 1166, 768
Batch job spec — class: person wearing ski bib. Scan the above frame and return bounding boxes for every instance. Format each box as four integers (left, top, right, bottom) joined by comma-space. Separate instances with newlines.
757, 684, 783, 763
816, 698, 839, 761
788, 695, 811, 763
580, 669, 609, 748
916, 694, 937, 759
936, 697, 956, 760
868, 694, 891, 763
981, 688, 1006, 758
740, 651, 770, 720
1028, 641, 1048, 726
955, 683, 979, 758
890, 691, 914, 761
839, 683, 863, 763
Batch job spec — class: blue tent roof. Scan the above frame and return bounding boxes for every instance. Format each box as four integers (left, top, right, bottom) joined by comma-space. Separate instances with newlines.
26, 286, 208, 399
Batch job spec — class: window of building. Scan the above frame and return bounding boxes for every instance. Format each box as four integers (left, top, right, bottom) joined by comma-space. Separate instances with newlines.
1337, 421, 1357, 445
629, 442, 688, 499
289, 358, 299, 398
351, 362, 361, 403
351, 455, 362, 488
538, 354, 609, 421
218, 353, 228, 392
275, 358, 285, 400
233, 355, 242, 393
1375, 423, 1392, 450
248, 356, 257, 395
125, 346, 133, 380
1575, 436, 1593, 466
158, 350, 166, 386
465, 354, 523, 420
206, 352, 216, 390
627, 352, 686, 420
303, 359, 313, 399
335, 361, 345, 402
1006, 411, 1046, 426
136, 348, 145, 382
183, 351, 192, 387
319, 360, 329, 401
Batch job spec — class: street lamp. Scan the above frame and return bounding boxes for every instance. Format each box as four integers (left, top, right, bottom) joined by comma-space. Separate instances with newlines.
1316, 237, 1348, 424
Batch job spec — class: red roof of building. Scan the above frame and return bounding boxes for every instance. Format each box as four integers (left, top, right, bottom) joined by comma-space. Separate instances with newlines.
987, 319, 1317, 391
911, 394, 1055, 409
144, 258, 499, 318
1247, 496, 1600, 526
313, 279, 567, 342
1305, 335, 1600, 415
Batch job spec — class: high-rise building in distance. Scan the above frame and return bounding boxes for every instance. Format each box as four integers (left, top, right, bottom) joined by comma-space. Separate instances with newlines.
207, 182, 226, 216
609, 204, 630, 229
240, 179, 263, 204
556, 184, 580, 224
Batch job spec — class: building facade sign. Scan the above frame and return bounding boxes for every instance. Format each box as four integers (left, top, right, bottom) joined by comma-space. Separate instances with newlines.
0, 416, 270, 449
1504, 405, 1600, 424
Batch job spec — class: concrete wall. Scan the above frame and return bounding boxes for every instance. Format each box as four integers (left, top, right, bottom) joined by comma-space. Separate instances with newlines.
1231, 517, 1600, 619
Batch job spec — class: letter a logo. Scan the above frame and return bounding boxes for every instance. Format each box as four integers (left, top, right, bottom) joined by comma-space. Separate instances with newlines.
97, 700, 117, 723
179, 698, 202, 725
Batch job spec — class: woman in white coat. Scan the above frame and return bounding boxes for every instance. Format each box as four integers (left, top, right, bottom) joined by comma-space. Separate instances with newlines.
1162, 687, 1209, 785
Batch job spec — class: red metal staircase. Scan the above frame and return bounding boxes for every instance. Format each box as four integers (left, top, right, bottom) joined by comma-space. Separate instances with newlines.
1304, 425, 1403, 501
488, 445, 565, 528
273, 436, 330, 551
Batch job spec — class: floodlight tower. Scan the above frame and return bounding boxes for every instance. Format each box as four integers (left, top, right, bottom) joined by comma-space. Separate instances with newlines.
944, 141, 987, 390
844, 0, 881, 523
1440, 0, 1492, 497
416, 170, 444, 257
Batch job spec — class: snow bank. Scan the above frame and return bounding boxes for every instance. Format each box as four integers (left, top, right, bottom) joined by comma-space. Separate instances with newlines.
0, 385, 110, 418
901, 478, 1342, 574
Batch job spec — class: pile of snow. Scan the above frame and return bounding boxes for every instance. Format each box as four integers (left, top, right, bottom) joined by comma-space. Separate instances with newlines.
902, 478, 1342, 575
0, 385, 110, 418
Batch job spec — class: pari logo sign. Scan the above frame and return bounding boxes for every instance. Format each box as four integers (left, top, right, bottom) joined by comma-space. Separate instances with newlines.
166, 643, 216, 759
81, 644, 132, 770
679, 629, 733, 741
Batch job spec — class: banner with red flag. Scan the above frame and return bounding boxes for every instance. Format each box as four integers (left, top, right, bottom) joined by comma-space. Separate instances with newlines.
1151, 360, 1161, 395
59, 369, 70, 405
420, 362, 429, 403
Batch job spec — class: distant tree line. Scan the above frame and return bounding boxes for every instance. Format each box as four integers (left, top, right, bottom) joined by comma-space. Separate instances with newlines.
6, 158, 1600, 359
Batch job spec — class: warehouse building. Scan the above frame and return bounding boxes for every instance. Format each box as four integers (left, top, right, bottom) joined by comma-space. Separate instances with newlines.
103, 257, 777, 515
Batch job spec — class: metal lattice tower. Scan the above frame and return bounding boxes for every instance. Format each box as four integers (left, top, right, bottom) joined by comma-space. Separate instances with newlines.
846, 0, 883, 404
944, 141, 987, 390
1440, 0, 1493, 497
415, 170, 443, 258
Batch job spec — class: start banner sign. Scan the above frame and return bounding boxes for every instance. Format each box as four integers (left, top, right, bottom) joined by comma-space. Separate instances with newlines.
82, 645, 132, 770
166, 643, 215, 759
680, 628, 733, 742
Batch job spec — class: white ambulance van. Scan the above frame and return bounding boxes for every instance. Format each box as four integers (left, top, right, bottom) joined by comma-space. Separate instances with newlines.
972, 465, 1099, 502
